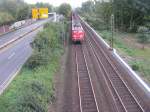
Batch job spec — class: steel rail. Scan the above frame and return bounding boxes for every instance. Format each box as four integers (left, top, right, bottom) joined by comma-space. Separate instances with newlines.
83, 23, 144, 112
75, 45, 99, 112
86, 36, 127, 112
75, 45, 83, 112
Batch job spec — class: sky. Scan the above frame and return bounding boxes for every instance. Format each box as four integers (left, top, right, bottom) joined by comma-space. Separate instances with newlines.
24, 0, 89, 8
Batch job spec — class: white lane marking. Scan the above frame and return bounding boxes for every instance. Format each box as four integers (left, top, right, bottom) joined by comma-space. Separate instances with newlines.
8, 52, 15, 60
81, 17, 150, 93
0, 67, 21, 95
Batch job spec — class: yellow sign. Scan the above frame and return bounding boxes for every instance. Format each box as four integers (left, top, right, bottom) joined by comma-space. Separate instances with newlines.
32, 8, 48, 19
39, 8, 49, 19
32, 8, 39, 19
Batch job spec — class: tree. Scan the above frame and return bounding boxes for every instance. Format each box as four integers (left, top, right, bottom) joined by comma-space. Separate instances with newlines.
58, 3, 71, 18
81, 1, 94, 13
16, 4, 30, 21
0, 0, 25, 18
0, 12, 14, 25
0, 0, 30, 24
95, 2, 112, 30
80, 0, 150, 32
35, 2, 53, 12
113, 0, 150, 32
137, 26, 149, 49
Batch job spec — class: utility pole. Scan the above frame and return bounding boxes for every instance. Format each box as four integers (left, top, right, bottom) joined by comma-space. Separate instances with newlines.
61, 19, 66, 47
110, 0, 114, 50
110, 14, 114, 49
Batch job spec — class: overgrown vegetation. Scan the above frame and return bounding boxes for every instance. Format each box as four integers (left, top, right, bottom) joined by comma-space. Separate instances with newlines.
99, 30, 150, 81
137, 26, 149, 49
0, 22, 66, 112
0, 12, 15, 25
0, 0, 29, 25
57, 3, 71, 19
26, 23, 63, 69
78, 0, 150, 45
78, 0, 150, 32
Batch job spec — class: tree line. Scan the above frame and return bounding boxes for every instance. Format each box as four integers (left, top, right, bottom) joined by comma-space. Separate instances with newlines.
0, 0, 53, 25
78, 0, 150, 32
0, 0, 72, 26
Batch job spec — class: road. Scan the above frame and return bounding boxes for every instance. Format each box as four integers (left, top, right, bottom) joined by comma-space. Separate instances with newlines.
0, 19, 51, 94
0, 19, 51, 47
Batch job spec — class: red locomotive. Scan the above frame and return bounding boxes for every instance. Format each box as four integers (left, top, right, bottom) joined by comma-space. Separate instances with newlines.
71, 19, 85, 43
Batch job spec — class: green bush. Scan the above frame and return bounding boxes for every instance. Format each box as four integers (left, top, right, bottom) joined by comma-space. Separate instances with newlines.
137, 26, 149, 49
100, 30, 111, 40
26, 23, 62, 69
44, 23, 50, 29
0, 12, 14, 25
25, 51, 49, 69
86, 17, 108, 31
15, 22, 63, 111
11, 81, 48, 112
0, 21, 65, 112
131, 64, 139, 71
14, 92, 46, 112
137, 27, 149, 41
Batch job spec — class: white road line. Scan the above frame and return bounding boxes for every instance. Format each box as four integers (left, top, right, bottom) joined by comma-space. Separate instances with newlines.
8, 52, 15, 60
0, 67, 21, 95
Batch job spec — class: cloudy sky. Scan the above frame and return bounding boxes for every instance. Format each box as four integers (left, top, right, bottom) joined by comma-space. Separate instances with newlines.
24, 0, 89, 8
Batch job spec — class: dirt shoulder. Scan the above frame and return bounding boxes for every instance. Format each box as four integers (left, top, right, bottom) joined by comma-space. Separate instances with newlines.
48, 45, 69, 112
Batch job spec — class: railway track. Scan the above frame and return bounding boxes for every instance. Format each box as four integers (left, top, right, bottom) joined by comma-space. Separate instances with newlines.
75, 45, 99, 112
81, 22, 145, 111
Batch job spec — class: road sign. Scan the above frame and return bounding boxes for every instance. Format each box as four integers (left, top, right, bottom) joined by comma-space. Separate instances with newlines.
39, 8, 49, 19
32, 8, 39, 19
32, 8, 49, 19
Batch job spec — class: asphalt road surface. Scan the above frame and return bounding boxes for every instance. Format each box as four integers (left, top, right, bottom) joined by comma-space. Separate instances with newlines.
0, 19, 51, 94
0, 18, 51, 47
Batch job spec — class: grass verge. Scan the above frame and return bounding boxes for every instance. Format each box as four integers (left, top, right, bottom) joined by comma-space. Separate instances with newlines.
99, 30, 150, 82
0, 22, 65, 112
